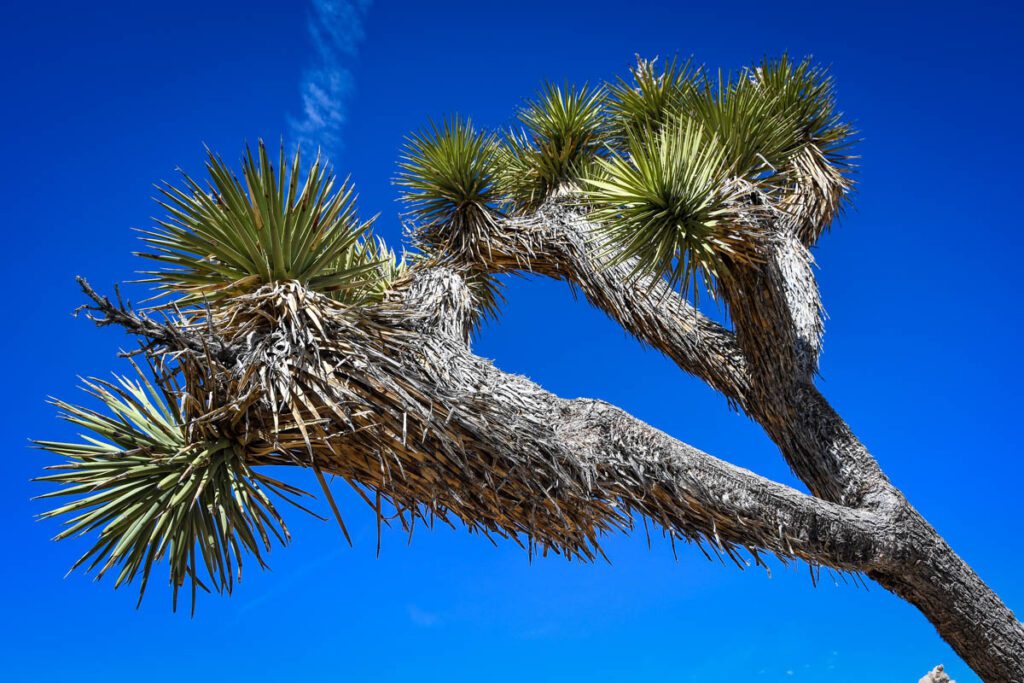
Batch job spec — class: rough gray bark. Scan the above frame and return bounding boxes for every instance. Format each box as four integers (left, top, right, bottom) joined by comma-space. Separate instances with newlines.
411, 200, 1023, 681
81, 199, 1023, 680
82, 271, 892, 570
399, 269, 896, 571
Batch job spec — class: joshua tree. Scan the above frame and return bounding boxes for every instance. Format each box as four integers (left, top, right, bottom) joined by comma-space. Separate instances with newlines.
35, 56, 1022, 681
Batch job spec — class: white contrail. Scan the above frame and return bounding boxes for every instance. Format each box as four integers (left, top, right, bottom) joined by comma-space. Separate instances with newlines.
289, 0, 373, 156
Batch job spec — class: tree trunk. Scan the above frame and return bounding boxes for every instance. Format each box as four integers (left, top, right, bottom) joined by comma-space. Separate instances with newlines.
873, 532, 1024, 681
80, 200, 1024, 679
411, 201, 1024, 681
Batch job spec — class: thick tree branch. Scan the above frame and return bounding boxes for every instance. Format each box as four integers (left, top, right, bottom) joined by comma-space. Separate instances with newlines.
395, 268, 896, 571
410, 266, 1024, 681
423, 202, 883, 504
74, 260, 1024, 679
428, 201, 753, 407
721, 226, 825, 385
414, 206, 1024, 680
78, 270, 894, 575
551, 397, 894, 570
873, 544, 1024, 683
76, 263, 1023, 681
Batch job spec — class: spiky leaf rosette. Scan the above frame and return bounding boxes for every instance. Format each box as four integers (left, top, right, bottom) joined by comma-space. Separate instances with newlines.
678, 57, 853, 242
34, 367, 310, 613
397, 116, 501, 260
495, 82, 609, 210
607, 56, 700, 144
344, 235, 407, 303
395, 118, 505, 325
747, 56, 855, 241
139, 141, 394, 305
681, 72, 805, 183
586, 118, 762, 298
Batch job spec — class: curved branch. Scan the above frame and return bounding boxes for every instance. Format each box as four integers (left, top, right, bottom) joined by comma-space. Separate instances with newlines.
401, 265, 1024, 681
75, 268, 1024, 681
387, 267, 895, 571
75, 271, 893, 574
550, 396, 894, 571
433, 201, 753, 408
412, 209, 1024, 679
431, 202, 883, 507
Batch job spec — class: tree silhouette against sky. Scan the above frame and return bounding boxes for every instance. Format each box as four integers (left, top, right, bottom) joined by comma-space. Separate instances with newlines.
35, 56, 1022, 681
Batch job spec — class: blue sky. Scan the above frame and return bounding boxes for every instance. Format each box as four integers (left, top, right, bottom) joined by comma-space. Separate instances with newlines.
2, 1, 1022, 681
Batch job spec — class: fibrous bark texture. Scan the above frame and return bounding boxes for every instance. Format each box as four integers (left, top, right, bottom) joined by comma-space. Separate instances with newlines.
81, 199, 1023, 681
400, 198, 1023, 681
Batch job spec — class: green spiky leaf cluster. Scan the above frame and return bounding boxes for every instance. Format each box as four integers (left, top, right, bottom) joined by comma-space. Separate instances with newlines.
495, 82, 609, 210
750, 55, 853, 169
679, 56, 853, 186
587, 118, 759, 297
745, 55, 855, 239
607, 56, 699, 143
396, 116, 500, 253
342, 234, 407, 302
682, 74, 804, 181
35, 367, 311, 613
587, 54, 853, 297
140, 142, 399, 305
393, 56, 852, 300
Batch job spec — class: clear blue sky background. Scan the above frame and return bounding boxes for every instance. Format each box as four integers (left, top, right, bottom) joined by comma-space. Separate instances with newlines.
2, 1, 1022, 681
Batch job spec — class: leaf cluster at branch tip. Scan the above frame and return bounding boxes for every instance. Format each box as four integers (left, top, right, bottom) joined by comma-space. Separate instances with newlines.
139, 141, 404, 306
34, 366, 311, 614
494, 82, 609, 210
397, 55, 853, 298
397, 116, 500, 255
